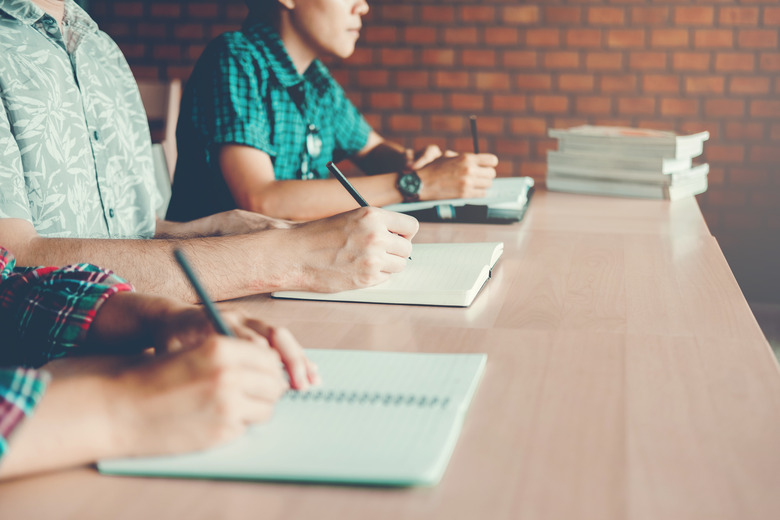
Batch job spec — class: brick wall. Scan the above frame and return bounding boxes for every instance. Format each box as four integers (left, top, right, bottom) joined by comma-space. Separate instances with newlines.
93, 0, 780, 302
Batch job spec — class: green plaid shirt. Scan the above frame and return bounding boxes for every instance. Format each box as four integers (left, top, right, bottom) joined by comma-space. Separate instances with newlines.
167, 20, 372, 222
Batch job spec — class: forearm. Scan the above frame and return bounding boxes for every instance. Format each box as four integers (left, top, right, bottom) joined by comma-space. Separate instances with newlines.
10, 233, 300, 303
246, 175, 404, 221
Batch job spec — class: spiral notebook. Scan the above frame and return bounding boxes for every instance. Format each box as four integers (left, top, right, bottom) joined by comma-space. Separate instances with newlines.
272, 242, 504, 307
98, 349, 487, 487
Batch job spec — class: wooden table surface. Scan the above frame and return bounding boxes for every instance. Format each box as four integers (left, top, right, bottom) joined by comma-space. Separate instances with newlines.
2, 190, 778, 520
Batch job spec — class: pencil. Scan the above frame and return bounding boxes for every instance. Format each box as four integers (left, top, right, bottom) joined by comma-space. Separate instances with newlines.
469, 115, 479, 154
327, 161, 368, 207
173, 248, 235, 337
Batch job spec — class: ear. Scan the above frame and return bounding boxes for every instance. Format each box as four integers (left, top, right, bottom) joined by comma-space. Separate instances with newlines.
277, 0, 295, 9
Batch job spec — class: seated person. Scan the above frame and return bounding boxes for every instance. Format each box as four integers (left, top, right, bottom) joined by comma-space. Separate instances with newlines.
0, 0, 417, 303
0, 246, 318, 479
166, 0, 499, 223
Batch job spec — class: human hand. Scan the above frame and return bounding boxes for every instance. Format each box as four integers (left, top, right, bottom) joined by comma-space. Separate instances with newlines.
406, 144, 444, 170
107, 335, 292, 456
283, 207, 419, 292
416, 153, 498, 200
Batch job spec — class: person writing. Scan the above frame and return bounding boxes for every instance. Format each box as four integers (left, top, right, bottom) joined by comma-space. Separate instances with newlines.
0, 0, 417, 303
0, 246, 318, 479
166, 0, 499, 223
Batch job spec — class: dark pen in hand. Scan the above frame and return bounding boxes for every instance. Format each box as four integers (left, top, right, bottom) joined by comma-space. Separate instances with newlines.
173, 248, 234, 337
469, 115, 480, 154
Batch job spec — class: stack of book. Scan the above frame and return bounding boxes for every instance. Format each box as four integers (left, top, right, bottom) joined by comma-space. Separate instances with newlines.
546, 126, 710, 200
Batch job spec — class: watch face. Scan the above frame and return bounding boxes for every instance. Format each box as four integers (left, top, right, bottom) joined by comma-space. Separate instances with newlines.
399, 172, 421, 194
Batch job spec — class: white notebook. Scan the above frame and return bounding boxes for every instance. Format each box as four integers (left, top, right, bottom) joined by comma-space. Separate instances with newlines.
272, 242, 504, 307
98, 349, 487, 487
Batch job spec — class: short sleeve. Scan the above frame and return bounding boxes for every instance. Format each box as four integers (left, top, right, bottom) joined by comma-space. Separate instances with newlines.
0, 249, 134, 367
0, 100, 33, 223
196, 40, 276, 157
0, 367, 49, 459
330, 79, 372, 162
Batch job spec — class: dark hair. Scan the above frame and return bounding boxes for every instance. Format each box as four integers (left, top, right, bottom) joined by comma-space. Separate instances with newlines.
245, 0, 281, 23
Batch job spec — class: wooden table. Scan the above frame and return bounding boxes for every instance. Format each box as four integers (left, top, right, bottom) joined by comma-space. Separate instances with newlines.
2, 190, 778, 520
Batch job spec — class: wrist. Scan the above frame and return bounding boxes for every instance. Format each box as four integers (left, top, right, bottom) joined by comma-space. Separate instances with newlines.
396, 168, 422, 203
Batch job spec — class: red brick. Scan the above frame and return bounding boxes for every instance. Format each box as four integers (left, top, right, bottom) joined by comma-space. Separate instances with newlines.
588, 7, 625, 25
650, 29, 689, 48
404, 26, 436, 45
363, 26, 398, 44
470, 116, 503, 135
724, 122, 766, 141
421, 6, 455, 24
566, 29, 602, 48
520, 161, 547, 178
450, 93, 485, 111
686, 76, 725, 94
532, 95, 570, 114
558, 74, 595, 92
516, 74, 553, 90
730, 77, 770, 95
187, 45, 206, 61
586, 52, 623, 70
114, 2, 143, 17
575, 96, 612, 115
607, 30, 646, 48
495, 139, 531, 156
674, 7, 714, 25
476, 72, 511, 91
510, 117, 549, 136
129, 65, 159, 80
643, 75, 680, 94
225, 4, 248, 21
706, 144, 746, 163
504, 6, 540, 25
618, 97, 656, 115
379, 5, 415, 22
760, 53, 780, 72
526, 29, 560, 47
629, 52, 667, 70
492, 95, 528, 112
461, 50, 496, 68
729, 167, 770, 187
704, 99, 745, 117
717, 53, 757, 73
766, 8, 780, 26
174, 24, 204, 40
389, 115, 422, 133
411, 93, 444, 111
357, 70, 389, 88
119, 43, 145, 59
543, 52, 580, 69
738, 30, 778, 49
545, 7, 582, 24
719, 7, 759, 26
380, 49, 413, 67
631, 7, 669, 25
369, 92, 404, 110
750, 100, 780, 118
748, 189, 780, 209
396, 70, 430, 89
422, 49, 455, 66
150, 4, 181, 18
209, 24, 240, 39
672, 52, 711, 71
485, 28, 519, 46
166, 66, 194, 80
138, 23, 167, 39
430, 116, 464, 133
152, 44, 181, 61
187, 4, 219, 18
434, 71, 469, 89
660, 98, 699, 116
694, 30, 734, 49
600, 75, 637, 93
503, 51, 537, 69
460, 6, 496, 23
706, 188, 748, 207
444, 27, 478, 45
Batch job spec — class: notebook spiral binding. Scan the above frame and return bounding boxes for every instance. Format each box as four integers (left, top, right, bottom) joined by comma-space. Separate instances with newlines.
284, 390, 451, 409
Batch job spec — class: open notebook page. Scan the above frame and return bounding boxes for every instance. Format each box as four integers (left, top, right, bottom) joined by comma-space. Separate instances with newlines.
272, 242, 504, 307
383, 177, 534, 213
98, 349, 487, 486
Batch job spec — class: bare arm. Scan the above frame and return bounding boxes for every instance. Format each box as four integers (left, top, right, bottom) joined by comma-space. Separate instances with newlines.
0, 208, 418, 303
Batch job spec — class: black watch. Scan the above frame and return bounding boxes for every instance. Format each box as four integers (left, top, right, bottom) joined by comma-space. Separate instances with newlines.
396, 170, 422, 203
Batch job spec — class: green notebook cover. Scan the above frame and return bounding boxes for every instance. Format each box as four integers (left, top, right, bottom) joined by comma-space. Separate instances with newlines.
98, 349, 487, 487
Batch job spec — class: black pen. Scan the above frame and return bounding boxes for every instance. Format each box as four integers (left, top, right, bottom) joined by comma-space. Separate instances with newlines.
469, 115, 479, 154
173, 248, 234, 337
327, 161, 369, 207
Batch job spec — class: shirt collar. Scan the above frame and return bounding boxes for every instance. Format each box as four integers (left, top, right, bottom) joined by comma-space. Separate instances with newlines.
243, 20, 330, 97
0, 0, 96, 34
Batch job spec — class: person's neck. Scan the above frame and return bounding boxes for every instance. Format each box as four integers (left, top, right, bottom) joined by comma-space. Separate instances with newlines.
32, 0, 66, 26
277, 17, 317, 75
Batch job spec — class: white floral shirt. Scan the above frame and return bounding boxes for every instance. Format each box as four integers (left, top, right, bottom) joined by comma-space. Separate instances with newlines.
0, 0, 159, 238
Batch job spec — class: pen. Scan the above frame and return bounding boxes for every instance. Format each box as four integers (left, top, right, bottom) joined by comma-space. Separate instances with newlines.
327, 161, 411, 260
469, 115, 479, 154
327, 161, 369, 207
173, 248, 235, 337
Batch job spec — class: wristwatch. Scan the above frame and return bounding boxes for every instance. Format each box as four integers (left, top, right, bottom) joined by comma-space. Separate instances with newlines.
396, 170, 422, 203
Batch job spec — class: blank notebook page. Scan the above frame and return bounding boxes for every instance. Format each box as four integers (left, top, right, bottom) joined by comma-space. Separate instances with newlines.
98, 349, 487, 486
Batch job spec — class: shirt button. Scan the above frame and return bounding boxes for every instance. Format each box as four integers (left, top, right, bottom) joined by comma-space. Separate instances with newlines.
109, 208, 115, 218
93, 130, 100, 141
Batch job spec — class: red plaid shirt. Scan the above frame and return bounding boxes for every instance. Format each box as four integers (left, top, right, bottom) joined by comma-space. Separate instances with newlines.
0, 248, 133, 458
